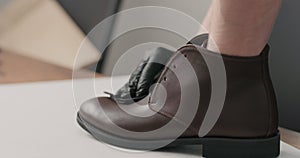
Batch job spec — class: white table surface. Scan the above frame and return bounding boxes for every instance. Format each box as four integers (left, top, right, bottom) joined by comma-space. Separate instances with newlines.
0, 77, 299, 158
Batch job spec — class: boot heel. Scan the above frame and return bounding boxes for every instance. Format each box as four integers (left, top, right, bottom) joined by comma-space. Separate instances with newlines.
202, 132, 280, 158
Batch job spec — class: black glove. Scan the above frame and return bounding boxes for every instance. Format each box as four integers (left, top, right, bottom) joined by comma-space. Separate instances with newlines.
109, 47, 174, 104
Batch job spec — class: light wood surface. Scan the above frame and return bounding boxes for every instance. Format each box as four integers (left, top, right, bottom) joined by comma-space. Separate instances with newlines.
0, 50, 102, 83
280, 127, 300, 149
0, 0, 100, 69
1, 50, 299, 150
0, 0, 40, 35
0, 50, 72, 83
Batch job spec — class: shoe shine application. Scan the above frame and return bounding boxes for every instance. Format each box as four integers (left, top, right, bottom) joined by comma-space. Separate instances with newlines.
77, 34, 280, 158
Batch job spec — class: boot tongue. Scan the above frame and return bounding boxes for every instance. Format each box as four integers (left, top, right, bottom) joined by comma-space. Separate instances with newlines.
187, 34, 209, 46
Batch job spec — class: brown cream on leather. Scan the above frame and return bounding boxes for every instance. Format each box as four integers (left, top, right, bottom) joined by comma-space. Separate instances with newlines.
79, 35, 278, 140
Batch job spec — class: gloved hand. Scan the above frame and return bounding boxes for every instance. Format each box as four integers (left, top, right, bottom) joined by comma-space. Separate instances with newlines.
109, 47, 175, 104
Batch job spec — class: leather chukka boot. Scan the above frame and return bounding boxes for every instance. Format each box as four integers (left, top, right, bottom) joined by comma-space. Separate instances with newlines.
77, 34, 280, 158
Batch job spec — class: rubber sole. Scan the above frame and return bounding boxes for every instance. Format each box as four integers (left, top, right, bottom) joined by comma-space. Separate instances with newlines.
77, 113, 280, 158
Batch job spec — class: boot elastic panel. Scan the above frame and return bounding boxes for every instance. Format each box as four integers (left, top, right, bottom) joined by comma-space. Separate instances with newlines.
188, 34, 209, 46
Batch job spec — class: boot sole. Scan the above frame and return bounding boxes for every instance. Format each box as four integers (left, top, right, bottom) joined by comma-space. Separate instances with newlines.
77, 113, 280, 158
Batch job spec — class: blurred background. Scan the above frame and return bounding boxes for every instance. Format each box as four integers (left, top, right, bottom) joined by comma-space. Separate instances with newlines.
0, 0, 299, 133
0, 0, 210, 74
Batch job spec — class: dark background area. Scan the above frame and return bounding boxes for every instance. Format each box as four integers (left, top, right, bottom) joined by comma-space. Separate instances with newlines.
57, 0, 121, 34
269, 0, 300, 132
57, 0, 121, 71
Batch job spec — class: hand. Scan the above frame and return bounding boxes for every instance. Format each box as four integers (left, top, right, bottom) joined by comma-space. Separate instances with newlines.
112, 47, 174, 104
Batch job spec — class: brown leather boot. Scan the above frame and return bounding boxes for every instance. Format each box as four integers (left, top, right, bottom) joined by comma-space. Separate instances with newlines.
77, 34, 280, 158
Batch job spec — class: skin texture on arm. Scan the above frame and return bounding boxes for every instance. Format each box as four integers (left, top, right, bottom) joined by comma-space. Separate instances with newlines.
199, 4, 213, 35
200, 0, 282, 56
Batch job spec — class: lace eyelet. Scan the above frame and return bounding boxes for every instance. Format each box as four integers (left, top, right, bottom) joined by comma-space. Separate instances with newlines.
163, 77, 167, 81
184, 54, 187, 58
